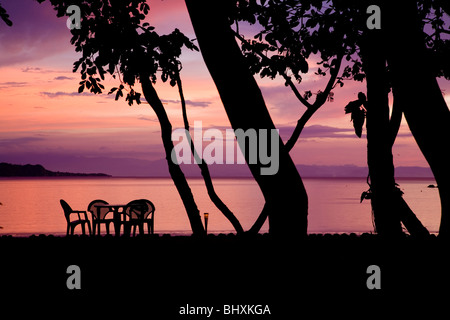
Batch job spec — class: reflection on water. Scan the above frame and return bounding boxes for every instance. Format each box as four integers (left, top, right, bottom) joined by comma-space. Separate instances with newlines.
0, 177, 440, 236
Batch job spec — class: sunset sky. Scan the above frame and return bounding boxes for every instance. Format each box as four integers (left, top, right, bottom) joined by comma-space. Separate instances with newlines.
1, 0, 449, 176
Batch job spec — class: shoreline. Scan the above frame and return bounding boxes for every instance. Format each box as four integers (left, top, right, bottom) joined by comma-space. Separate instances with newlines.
0, 231, 443, 244
0, 229, 441, 238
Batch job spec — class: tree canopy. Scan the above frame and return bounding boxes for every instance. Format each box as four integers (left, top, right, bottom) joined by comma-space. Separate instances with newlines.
233, 0, 449, 91
38, 0, 198, 104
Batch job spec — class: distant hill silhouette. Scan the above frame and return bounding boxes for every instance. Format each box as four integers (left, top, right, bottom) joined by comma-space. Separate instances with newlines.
0, 158, 434, 178
0, 163, 110, 177
159, 160, 434, 178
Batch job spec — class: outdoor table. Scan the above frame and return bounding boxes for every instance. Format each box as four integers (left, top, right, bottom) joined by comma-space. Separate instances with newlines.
94, 203, 147, 236
94, 204, 128, 236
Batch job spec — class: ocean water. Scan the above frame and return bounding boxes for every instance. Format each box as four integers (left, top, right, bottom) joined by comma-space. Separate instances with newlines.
0, 177, 440, 236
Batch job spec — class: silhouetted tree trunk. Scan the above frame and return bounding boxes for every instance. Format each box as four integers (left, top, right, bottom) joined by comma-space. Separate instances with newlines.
360, 24, 429, 238
185, 0, 308, 237
176, 76, 244, 234
384, 1, 450, 237
140, 73, 205, 236
391, 102, 429, 237
360, 31, 403, 237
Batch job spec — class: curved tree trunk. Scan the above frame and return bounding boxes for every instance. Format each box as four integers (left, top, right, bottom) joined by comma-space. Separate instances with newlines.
186, 0, 308, 237
140, 73, 205, 236
360, 22, 429, 238
176, 77, 244, 234
384, 1, 450, 237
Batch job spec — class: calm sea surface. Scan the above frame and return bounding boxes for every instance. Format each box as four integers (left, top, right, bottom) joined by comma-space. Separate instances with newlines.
0, 177, 440, 236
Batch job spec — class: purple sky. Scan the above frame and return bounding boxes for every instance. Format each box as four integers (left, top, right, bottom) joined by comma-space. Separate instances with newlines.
0, 0, 448, 176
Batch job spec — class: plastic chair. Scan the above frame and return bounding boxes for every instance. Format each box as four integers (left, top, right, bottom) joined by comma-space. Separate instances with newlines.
87, 199, 114, 235
123, 199, 155, 236
60, 199, 92, 236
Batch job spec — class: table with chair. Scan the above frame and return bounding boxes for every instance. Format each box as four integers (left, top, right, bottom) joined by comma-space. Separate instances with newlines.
60, 198, 155, 236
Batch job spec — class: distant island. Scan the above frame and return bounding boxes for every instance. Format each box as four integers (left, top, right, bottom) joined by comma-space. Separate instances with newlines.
0, 163, 111, 177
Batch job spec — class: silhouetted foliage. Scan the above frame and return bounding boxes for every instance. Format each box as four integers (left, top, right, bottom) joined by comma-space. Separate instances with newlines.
38, 0, 198, 101
417, 0, 450, 79
232, 0, 449, 89
233, 1, 366, 89
0, 3, 12, 26
344, 92, 367, 138
231, 1, 367, 156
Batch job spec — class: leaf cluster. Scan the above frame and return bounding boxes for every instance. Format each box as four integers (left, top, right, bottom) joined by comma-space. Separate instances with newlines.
0, 3, 12, 26
233, 0, 450, 89
418, 0, 450, 79
233, 0, 367, 88
40, 0, 198, 104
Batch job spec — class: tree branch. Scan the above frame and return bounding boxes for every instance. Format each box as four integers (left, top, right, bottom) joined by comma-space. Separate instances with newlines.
285, 54, 343, 152
233, 31, 313, 108
389, 98, 402, 147
316, 54, 343, 107
248, 202, 269, 234
233, 30, 345, 152
282, 74, 313, 109
139, 73, 205, 235
176, 75, 244, 234
284, 108, 315, 152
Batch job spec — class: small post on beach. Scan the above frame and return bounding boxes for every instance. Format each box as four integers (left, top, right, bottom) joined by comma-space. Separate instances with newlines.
204, 212, 209, 234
